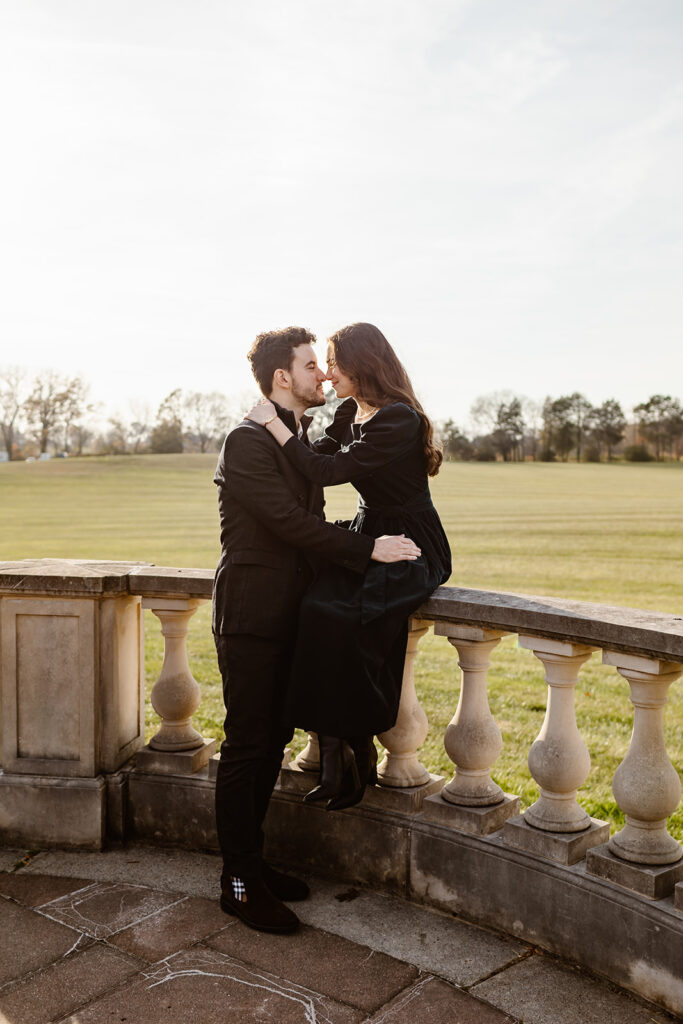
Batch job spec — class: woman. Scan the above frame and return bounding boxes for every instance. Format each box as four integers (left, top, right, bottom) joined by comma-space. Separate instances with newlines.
246, 322, 451, 810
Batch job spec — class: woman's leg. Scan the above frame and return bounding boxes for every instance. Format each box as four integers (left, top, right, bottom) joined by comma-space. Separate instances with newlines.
326, 735, 378, 811
303, 735, 359, 803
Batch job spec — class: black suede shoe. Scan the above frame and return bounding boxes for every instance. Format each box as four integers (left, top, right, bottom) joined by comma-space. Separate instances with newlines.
262, 863, 310, 901
220, 875, 299, 933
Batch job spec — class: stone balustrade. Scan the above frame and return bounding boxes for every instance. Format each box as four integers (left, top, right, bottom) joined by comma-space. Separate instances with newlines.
1, 561, 682, 1014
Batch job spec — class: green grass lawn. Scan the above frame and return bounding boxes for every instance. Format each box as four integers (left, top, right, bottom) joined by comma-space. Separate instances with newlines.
1, 455, 681, 838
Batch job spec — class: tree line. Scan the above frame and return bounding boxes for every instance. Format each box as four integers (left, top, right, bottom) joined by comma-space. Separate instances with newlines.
1, 368, 681, 463
440, 392, 683, 463
0, 368, 250, 460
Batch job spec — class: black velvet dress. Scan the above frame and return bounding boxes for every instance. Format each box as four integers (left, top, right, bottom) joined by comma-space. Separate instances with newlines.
282, 398, 452, 737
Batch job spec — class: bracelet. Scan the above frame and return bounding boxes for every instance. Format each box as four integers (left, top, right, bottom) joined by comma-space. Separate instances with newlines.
264, 413, 278, 425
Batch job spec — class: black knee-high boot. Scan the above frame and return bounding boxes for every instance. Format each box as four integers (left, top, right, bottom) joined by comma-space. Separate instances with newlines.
303, 735, 359, 804
326, 736, 377, 812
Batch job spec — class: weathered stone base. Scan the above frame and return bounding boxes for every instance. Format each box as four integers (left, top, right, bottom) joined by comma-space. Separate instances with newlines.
105, 767, 131, 842
504, 814, 610, 865
408, 818, 683, 1016
0, 772, 105, 850
422, 791, 520, 835
265, 790, 412, 893
362, 775, 444, 813
126, 770, 218, 851
278, 763, 318, 795
586, 844, 683, 900
675, 882, 683, 912
134, 739, 216, 776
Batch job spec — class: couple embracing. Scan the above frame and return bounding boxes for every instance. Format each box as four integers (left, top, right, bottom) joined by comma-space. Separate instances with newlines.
212, 322, 451, 934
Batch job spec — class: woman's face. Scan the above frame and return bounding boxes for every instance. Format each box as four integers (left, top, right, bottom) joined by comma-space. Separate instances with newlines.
325, 344, 355, 399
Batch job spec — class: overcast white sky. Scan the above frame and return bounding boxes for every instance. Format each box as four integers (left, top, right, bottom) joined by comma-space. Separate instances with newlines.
1, 0, 682, 425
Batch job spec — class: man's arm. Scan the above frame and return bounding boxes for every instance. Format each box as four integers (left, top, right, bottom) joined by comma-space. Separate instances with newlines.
224, 428, 418, 571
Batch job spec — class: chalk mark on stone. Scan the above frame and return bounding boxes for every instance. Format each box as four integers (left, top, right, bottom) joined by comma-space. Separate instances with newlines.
62, 931, 89, 958
368, 975, 431, 1023
36, 882, 185, 939
142, 949, 337, 1024
37, 882, 100, 909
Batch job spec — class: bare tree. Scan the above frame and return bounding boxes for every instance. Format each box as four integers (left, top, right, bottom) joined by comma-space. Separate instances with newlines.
438, 418, 474, 461
24, 372, 73, 453
150, 388, 184, 454
470, 391, 514, 435
127, 401, 152, 453
103, 417, 131, 455
69, 423, 93, 456
183, 391, 235, 452
0, 366, 26, 459
470, 391, 526, 461
61, 377, 96, 452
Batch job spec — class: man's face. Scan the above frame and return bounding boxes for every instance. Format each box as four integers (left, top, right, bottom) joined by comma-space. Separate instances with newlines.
289, 343, 326, 409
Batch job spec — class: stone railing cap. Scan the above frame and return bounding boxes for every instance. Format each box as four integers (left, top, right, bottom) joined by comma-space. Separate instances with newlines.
2, 562, 681, 660
421, 587, 683, 661
0, 559, 152, 596
127, 565, 214, 599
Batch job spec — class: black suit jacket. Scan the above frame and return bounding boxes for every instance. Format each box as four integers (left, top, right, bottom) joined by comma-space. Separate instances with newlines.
212, 405, 374, 637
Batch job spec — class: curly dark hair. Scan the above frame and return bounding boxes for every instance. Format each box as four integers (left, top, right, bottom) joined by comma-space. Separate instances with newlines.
247, 326, 317, 396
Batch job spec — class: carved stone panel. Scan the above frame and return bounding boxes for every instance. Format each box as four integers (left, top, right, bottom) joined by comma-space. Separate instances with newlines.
1, 598, 96, 776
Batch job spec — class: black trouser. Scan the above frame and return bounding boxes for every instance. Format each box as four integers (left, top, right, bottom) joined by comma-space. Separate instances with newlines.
214, 633, 294, 880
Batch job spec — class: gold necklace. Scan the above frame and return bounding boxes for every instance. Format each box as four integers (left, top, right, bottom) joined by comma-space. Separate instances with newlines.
355, 404, 378, 421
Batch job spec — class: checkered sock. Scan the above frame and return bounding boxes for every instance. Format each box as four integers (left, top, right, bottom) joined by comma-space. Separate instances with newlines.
230, 876, 247, 903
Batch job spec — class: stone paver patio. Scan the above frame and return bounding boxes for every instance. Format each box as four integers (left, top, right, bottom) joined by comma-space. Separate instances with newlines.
0, 845, 678, 1024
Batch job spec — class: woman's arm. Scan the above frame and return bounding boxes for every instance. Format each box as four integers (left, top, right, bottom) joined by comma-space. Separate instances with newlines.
273, 404, 420, 486
311, 399, 356, 453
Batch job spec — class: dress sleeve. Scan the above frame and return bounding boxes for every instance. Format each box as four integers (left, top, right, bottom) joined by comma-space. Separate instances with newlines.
311, 398, 356, 454
281, 403, 420, 486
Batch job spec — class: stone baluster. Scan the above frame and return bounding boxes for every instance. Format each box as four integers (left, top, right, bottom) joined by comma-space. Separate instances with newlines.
603, 652, 682, 865
294, 732, 320, 772
435, 625, 508, 806
377, 619, 433, 788
145, 598, 207, 751
519, 637, 596, 832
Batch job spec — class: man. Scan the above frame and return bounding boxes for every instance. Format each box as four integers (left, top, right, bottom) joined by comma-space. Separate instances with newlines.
213, 326, 419, 934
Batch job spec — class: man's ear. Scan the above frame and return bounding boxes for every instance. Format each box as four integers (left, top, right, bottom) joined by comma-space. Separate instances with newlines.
273, 368, 290, 389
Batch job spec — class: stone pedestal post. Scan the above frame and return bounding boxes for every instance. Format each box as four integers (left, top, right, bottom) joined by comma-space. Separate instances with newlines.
147, 599, 205, 751
0, 560, 150, 849
294, 733, 320, 772
503, 637, 609, 864
421, 624, 519, 835
439, 626, 507, 806
280, 732, 321, 796
520, 637, 595, 832
603, 652, 682, 865
136, 598, 215, 774
377, 619, 433, 789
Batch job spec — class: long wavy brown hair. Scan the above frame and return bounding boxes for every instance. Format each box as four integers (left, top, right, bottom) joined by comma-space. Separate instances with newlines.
329, 323, 443, 476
